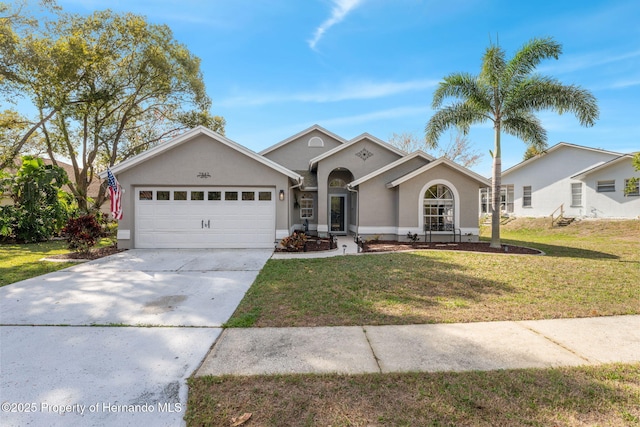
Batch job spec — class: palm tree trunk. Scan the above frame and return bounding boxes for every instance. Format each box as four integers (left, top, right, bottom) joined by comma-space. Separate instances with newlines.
490, 125, 502, 248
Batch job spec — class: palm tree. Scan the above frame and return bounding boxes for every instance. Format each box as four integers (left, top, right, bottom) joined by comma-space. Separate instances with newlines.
425, 37, 598, 248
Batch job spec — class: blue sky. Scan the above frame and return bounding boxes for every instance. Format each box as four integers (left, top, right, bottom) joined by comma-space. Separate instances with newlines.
52, 1, 640, 175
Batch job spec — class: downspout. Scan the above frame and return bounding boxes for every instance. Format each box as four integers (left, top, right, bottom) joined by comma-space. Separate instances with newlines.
347, 184, 359, 249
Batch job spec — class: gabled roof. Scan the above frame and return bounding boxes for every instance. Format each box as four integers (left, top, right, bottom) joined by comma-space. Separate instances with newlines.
502, 142, 623, 177
571, 154, 635, 179
387, 157, 490, 188
259, 124, 347, 156
348, 151, 435, 188
309, 132, 406, 169
99, 126, 302, 182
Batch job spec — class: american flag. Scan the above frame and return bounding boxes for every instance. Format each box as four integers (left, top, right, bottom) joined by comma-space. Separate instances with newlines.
107, 168, 123, 220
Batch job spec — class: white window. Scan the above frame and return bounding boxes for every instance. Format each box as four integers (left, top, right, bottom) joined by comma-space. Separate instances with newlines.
625, 179, 639, 196
523, 186, 532, 207
329, 178, 347, 188
597, 180, 615, 192
424, 185, 454, 231
571, 183, 582, 206
300, 198, 314, 219
501, 185, 514, 213
308, 136, 324, 147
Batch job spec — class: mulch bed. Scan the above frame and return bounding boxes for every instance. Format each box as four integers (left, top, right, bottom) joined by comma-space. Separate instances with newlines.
362, 241, 542, 255
46, 246, 126, 261
275, 237, 333, 253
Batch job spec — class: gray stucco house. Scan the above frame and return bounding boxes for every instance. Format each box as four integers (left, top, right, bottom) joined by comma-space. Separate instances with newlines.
101, 125, 489, 249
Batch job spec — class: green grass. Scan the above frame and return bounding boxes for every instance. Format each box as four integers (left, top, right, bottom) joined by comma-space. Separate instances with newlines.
0, 240, 77, 287
0, 238, 115, 287
228, 219, 639, 327
187, 363, 640, 427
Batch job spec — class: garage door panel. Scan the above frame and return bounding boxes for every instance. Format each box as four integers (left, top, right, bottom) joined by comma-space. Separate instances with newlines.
135, 187, 275, 249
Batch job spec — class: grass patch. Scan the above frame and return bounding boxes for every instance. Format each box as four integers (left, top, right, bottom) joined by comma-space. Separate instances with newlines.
228, 219, 639, 326
187, 363, 640, 426
0, 238, 115, 287
0, 240, 77, 287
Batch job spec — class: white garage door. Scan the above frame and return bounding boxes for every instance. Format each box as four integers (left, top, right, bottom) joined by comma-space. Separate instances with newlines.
135, 187, 276, 248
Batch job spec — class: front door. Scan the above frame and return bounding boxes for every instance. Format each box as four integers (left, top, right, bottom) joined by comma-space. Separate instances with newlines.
330, 194, 347, 234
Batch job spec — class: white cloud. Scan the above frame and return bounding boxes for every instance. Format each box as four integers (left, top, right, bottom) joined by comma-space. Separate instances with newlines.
320, 105, 429, 127
219, 78, 438, 107
308, 0, 364, 50
540, 48, 640, 75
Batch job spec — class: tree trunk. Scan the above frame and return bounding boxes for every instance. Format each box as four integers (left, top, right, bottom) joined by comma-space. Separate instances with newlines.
490, 124, 502, 248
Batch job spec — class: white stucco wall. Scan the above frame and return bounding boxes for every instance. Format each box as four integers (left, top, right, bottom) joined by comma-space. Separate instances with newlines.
501, 145, 620, 217
581, 160, 640, 218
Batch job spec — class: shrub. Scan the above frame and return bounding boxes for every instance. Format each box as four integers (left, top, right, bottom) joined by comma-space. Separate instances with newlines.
280, 231, 308, 252
0, 156, 70, 242
62, 214, 103, 253
406, 231, 419, 243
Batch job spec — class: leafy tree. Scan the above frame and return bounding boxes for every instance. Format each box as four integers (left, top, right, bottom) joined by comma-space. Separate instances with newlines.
388, 131, 482, 168
0, 1, 66, 170
1, 6, 224, 211
625, 153, 640, 196
425, 37, 598, 247
0, 155, 70, 242
522, 145, 544, 161
37, 10, 220, 211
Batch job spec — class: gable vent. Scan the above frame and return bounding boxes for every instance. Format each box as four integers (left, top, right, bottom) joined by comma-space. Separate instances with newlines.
308, 136, 324, 147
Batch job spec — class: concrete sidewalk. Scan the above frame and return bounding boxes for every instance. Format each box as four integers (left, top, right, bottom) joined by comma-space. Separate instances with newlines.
196, 315, 640, 376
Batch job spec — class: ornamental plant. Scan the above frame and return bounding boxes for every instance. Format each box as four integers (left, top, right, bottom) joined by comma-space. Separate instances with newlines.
62, 214, 103, 254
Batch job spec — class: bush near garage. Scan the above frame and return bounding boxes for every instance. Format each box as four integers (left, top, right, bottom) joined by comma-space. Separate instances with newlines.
62, 214, 103, 254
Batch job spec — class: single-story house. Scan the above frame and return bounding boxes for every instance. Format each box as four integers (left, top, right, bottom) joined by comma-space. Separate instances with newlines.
101, 125, 490, 249
480, 142, 640, 219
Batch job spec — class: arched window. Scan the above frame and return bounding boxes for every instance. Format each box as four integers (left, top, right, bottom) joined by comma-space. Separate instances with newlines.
329, 178, 347, 188
424, 184, 455, 231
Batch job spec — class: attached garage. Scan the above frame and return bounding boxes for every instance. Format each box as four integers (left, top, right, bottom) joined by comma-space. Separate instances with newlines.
100, 127, 301, 250
135, 187, 276, 248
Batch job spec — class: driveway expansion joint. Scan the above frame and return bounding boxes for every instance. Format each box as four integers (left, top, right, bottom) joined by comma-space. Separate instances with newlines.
362, 326, 383, 373
516, 321, 594, 364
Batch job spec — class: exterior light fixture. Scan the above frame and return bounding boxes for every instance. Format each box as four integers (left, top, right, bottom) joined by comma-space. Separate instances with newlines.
279, 190, 285, 201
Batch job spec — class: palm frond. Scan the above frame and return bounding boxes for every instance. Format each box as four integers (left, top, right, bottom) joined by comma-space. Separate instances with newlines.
502, 112, 547, 148
432, 73, 483, 108
503, 37, 562, 86
480, 44, 506, 87
425, 102, 489, 148
507, 77, 599, 126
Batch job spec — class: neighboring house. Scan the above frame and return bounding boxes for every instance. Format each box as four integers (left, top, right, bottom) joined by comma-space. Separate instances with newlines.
101, 125, 490, 249
480, 142, 640, 219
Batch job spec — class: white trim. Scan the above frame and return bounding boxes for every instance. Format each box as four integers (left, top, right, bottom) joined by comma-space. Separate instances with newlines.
348, 151, 435, 188
317, 224, 329, 233
503, 142, 624, 177
417, 179, 461, 233
357, 226, 399, 235
309, 132, 406, 169
276, 229, 290, 240
356, 226, 480, 237
259, 124, 347, 155
100, 126, 302, 182
571, 154, 634, 179
387, 157, 490, 188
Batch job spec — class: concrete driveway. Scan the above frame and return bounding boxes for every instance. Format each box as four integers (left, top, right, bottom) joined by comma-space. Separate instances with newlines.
0, 249, 272, 427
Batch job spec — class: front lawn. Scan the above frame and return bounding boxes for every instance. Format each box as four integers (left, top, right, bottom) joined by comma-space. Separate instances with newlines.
226, 219, 639, 327
0, 238, 115, 287
0, 240, 77, 287
187, 363, 640, 427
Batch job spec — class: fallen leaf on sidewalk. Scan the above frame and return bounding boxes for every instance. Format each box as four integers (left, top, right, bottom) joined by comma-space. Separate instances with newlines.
231, 412, 252, 426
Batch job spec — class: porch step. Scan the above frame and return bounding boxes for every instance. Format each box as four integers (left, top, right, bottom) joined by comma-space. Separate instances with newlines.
555, 217, 576, 227
481, 216, 514, 226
